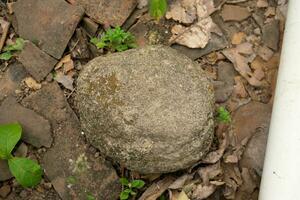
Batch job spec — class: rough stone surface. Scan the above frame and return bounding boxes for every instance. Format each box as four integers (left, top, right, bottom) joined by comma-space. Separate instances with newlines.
13, 0, 84, 59
214, 61, 236, 103
221, 5, 251, 22
22, 83, 120, 200
75, 0, 137, 26
76, 45, 215, 173
0, 97, 52, 148
262, 20, 279, 51
17, 41, 57, 81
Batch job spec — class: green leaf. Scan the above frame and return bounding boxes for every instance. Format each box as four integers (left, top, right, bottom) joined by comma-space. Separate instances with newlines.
131, 180, 145, 189
8, 157, 43, 187
4, 38, 25, 51
0, 51, 13, 61
149, 0, 168, 21
0, 123, 22, 159
119, 177, 129, 186
90, 27, 136, 52
120, 189, 131, 200
217, 106, 231, 123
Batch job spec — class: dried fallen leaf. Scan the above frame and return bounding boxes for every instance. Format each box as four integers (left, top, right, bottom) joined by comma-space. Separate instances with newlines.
139, 176, 176, 200
0, 18, 10, 52
223, 164, 242, 199
231, 32, 246, 45
201, 126, 228, 164
198, 162, 222, 184
177, 191, 190, 200
55, 54, 74, 72
233, 76, 248, 98
24, 77, 41, 90
222, 43, 264, 87
54, 72, 74, 90
192, 184, 216, 199
166, 0, 197, 24
169, 174, 194, 190
170, 17, 217, 48
257, 46, 274, 61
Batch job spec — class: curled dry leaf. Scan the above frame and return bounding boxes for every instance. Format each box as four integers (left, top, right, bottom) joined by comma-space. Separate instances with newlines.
166, 0, 215, 24
55, 54, 74, 73
223, 164, 242, 199
233, 76, 248, 98
169, 174, 194, 190
201, 126, 228, 164
0, 18, 10, 52
166, 0, 197, 24
198, 162, 222, 184
24, 77, 41, 90
139, 176, 176, 200
192, 184, 216, 200
170, 17, 218, 48
222, 43, 264, 87
54, 72, 74, 91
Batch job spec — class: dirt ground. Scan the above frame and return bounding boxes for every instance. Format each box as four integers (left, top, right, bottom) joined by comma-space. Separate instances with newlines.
0, 0, 287, 199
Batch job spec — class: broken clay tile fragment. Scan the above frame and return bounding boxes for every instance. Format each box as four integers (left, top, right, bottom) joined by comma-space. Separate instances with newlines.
262, 20, 280, 51
17, 41, 57, 82
221, 4, 251, 22
13, 0, 84, 59
0, 97, 53, 148
75, 0, 137, 26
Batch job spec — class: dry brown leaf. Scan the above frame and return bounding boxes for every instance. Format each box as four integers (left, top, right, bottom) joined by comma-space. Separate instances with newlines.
24, 77, 41, 90
257, 46, 274, 61
192, 184, 216, 199
166, 0, 197, 24
139, 177, 176, 200
54, 72, 74, 90
55, 54, 74, 72
166, 0, 215, 23
198, 162, 222, 184
223, 164, 243, 199
231, 32, 246, 45
0, 18, 10, 52
233, 76, 248, 98
201, 133, 227, 164
169, 174, 194, 190
170, 17, 217, 48
222, 43, 264, 87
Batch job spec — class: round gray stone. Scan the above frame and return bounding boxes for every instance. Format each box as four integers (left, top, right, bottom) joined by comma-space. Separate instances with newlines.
76, 45, 215, 173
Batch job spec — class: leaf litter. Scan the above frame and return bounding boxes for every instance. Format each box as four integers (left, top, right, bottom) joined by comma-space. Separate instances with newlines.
167, 0, 221, 49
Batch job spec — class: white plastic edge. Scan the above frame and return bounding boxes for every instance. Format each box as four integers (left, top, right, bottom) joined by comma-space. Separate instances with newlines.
259, 1, 300, 199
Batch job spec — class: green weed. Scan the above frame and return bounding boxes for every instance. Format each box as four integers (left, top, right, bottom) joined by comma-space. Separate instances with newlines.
217, 106, 231, 123
0, 123, 42, 187
119, 177, 145, 200
90, 27, 136, 52
0, 38, 25, 60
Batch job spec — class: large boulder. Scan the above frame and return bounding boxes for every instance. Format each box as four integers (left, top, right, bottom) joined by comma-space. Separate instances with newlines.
76, 45, 215, 173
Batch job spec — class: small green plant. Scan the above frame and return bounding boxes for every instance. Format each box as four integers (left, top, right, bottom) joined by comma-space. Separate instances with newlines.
0, 123, 42, 187
149, 0, 168, 21
217, 106, 231, 123
0, 38, 25, 60
90, 27, 137, 52
119, 177, 145, 200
